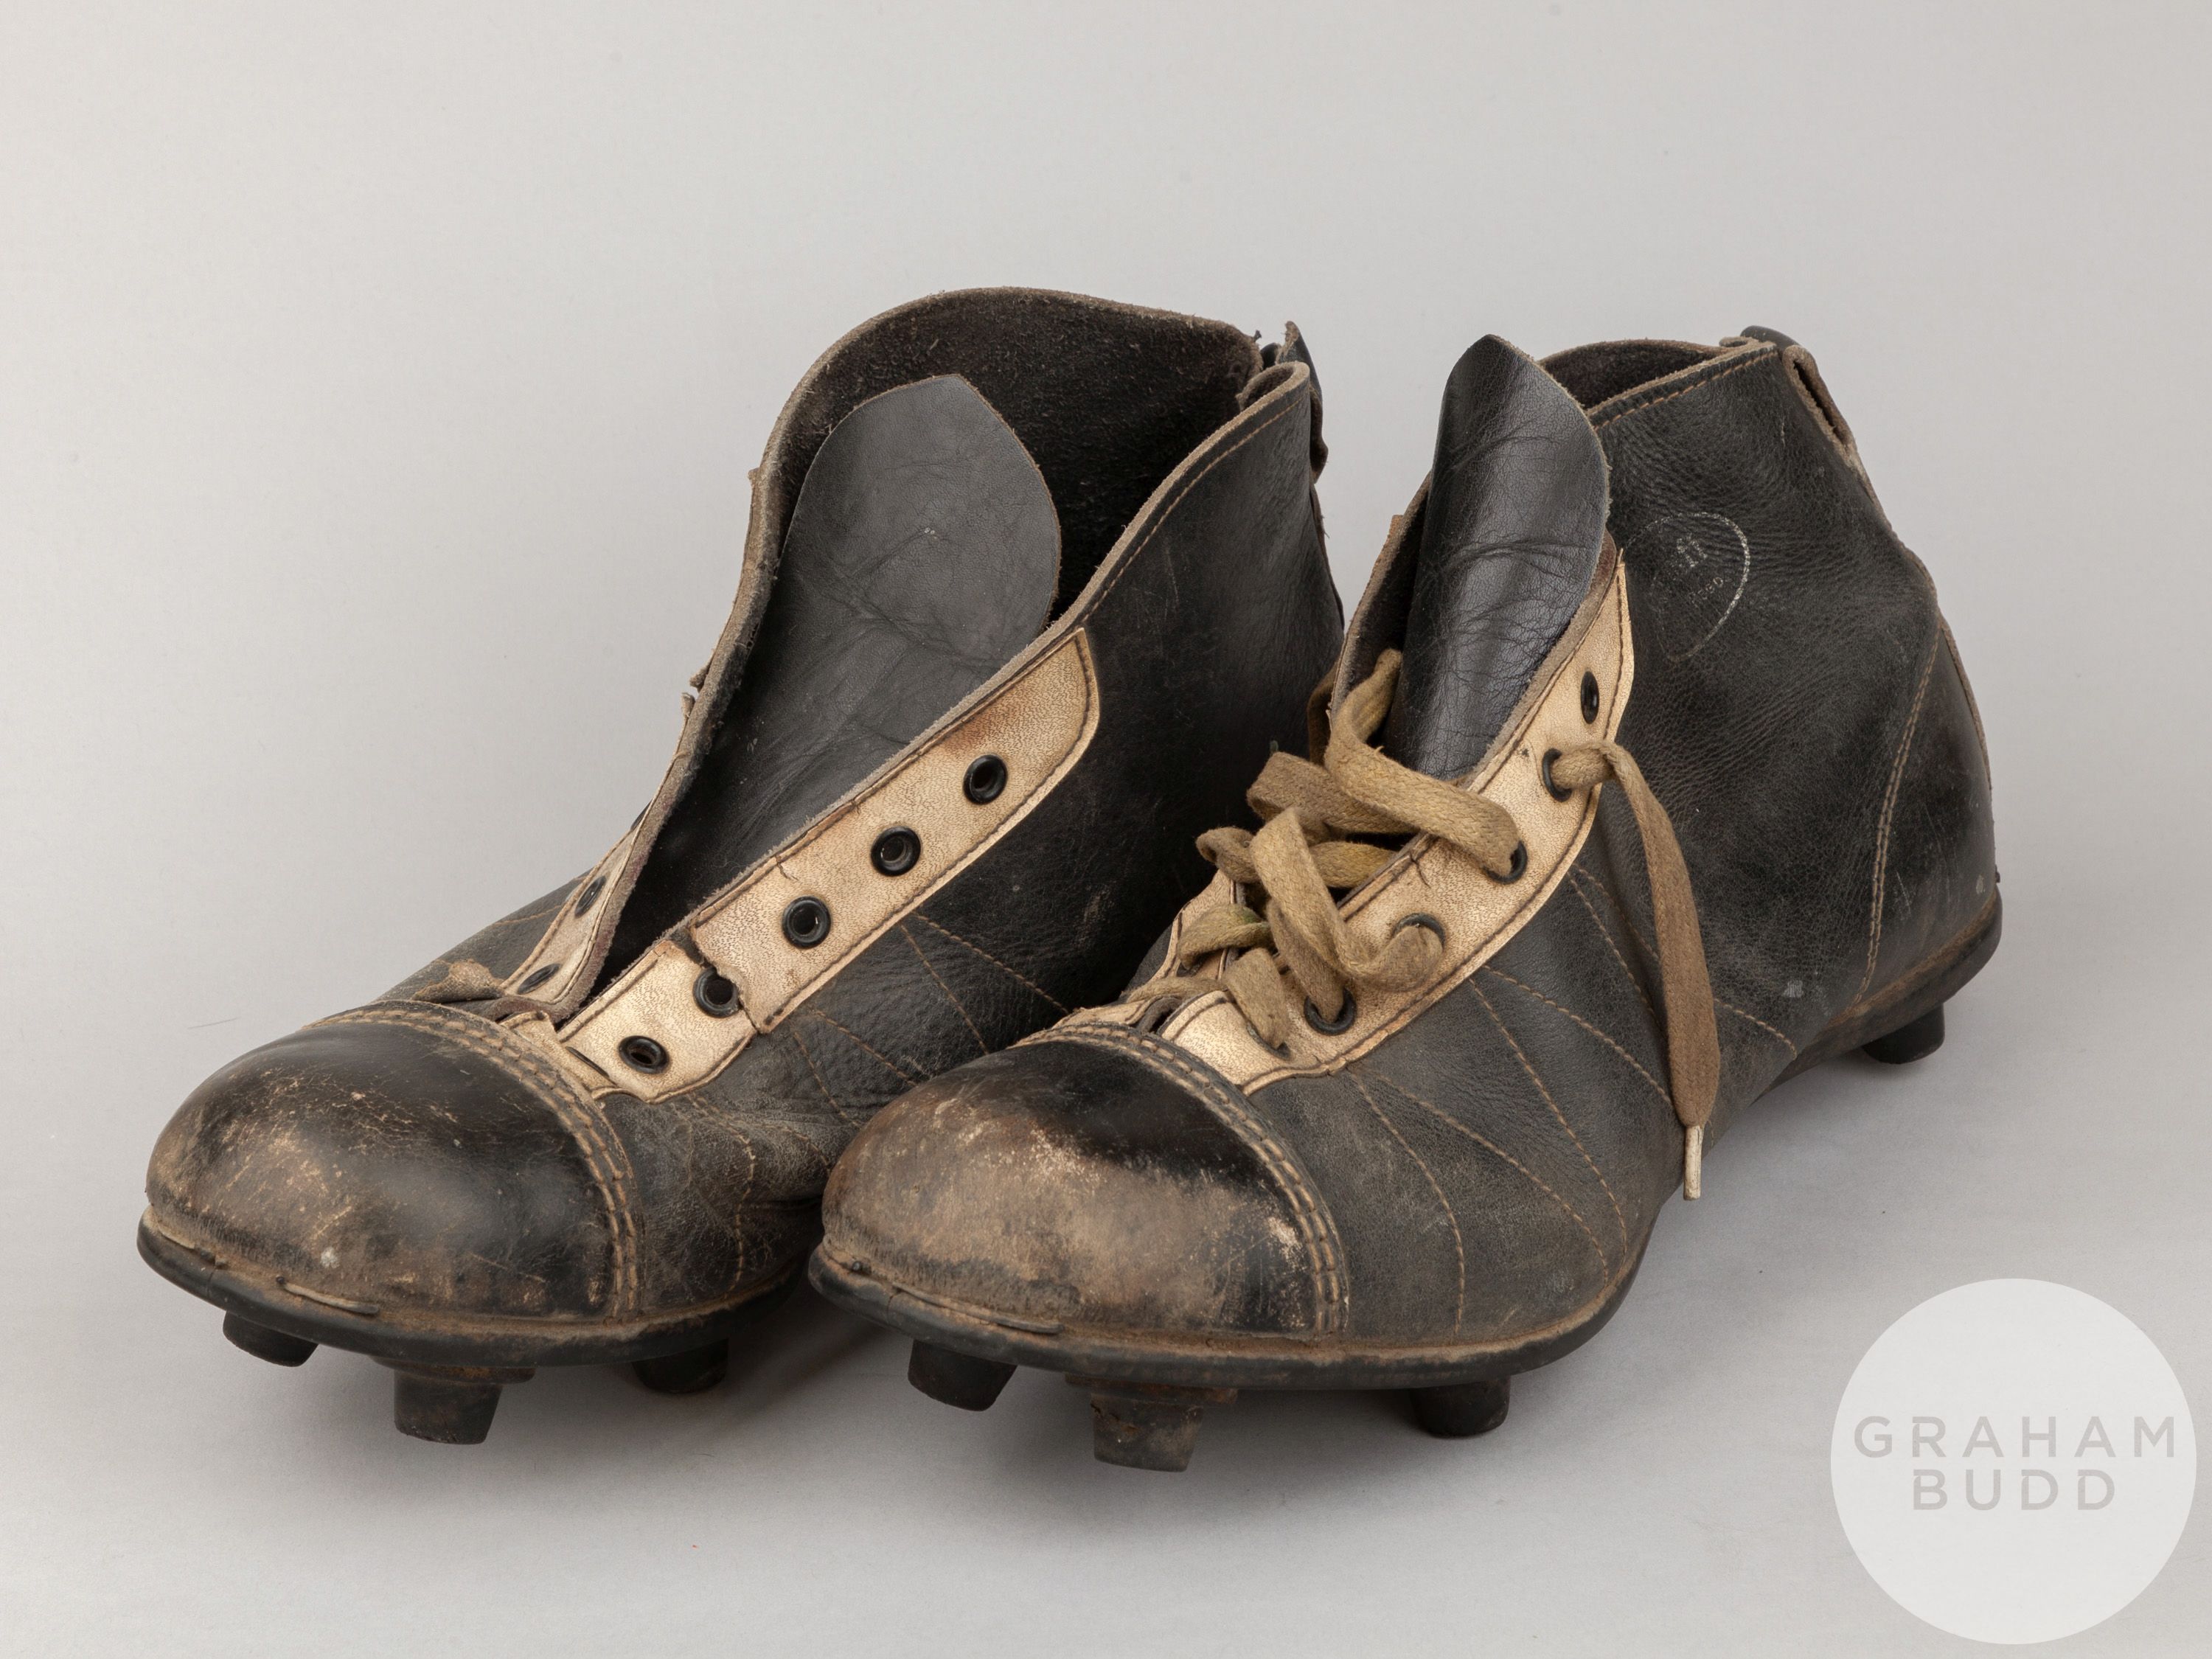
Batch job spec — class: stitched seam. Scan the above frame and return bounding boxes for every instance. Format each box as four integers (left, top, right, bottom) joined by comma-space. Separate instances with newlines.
1481, 966, 1673, 1107
909, 911, 1068, 1014
316, 1005, 639, 1315
1859, 631, 1941, 1000
787, 1020, 857, 1128
1566, 866, 1657, 1020
902, 922, 987, 1055
1087, 400, 1298, 610
728, 1127, 758, 1292
801, 1009, 921, 1087
1590, 349, 1773, 431
1041, 1025, 1346, 1334
1351, 1073, 1464, 1337
1718, 995, 1797, 1054
1470, 984, 1627, 1258
1574, 867, 1790, 1054
1369, 1071, 1609, 1279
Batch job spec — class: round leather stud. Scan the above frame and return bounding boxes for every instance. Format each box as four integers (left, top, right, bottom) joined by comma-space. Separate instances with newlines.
782, 896, 832, 949
1304, 992, 1359, 1035
619, 1034, 669, 1074
1580, 671, 1601, 725
518, 963, 560, 994
573, 874, 606, 916
1541, 748, 1571, 801
963, 755, 1008, 804
692, 967, 740, 1018
870, 826, 921, 876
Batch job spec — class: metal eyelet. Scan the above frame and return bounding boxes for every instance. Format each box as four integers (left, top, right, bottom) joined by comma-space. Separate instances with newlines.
1580, 671, 1601, 725
1304, 992, 1359, 1034
1486, 842, 1528, 883
692, 967, 740, 1018
963, 755, 1008, 804
1541, 748, 1572, 801
782, 896, 832, 948
870, 826, 921, 876
1393, 912, 1448, 947
573, 875, 606, 917
619, 1034, 669, 1074
518, 963, 560, 994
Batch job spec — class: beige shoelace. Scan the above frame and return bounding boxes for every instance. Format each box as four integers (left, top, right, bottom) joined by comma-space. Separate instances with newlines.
1133, 649, 1722, 1197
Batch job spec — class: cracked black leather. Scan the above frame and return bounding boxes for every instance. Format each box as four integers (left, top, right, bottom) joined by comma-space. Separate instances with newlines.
143, 290, 1341, 1338
1385, 336, 1607, 779
816, 334, 1997, 1354
608, 375, 1060, 972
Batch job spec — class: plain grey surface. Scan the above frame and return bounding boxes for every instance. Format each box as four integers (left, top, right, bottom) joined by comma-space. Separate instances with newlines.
4, 4, 2208, 1654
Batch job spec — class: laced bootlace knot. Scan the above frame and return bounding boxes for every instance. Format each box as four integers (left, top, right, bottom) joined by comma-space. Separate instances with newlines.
1132, 648, 1721, 1197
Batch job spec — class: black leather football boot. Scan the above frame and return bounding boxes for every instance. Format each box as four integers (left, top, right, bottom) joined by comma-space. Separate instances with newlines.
139, 288, 1341, 1442
812, 329, 1998, 1470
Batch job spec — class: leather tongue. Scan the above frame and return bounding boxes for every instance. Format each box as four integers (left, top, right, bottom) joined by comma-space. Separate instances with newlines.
608, 375, 1060, 965
1384, 337, 1607, 779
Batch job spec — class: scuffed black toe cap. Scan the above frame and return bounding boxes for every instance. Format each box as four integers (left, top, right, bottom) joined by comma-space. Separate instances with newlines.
146, 1003, 616, 1320
820, 1034, 1321, 1338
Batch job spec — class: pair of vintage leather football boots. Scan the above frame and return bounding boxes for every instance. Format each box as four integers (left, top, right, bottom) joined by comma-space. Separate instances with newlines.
139, 288, 1997, 1470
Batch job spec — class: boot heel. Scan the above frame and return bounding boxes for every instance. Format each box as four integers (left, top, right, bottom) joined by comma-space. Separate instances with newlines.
1863, 1003, 1944, 1065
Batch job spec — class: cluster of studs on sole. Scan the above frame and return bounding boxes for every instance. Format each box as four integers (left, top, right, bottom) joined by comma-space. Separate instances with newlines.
218, 1313, 734, 1444
211, 1007, 1947, 1453
907, 1340, 1512, 1472
901, 1003, 1951, 1472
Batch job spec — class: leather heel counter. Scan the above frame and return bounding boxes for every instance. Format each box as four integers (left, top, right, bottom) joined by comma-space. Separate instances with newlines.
1860, 605, 1998, 1001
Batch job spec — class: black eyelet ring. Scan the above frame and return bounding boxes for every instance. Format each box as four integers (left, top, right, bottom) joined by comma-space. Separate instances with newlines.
1579, 671, 1601, 725
692, 967, 740, 1018
619, 1034, 669, 1074
963, 754, 1008, 804
1304, 992, 1359, 1035
1541, 748, 1572, 801
573, 874, 606, 916
1393, 912, 1448, 947
1486, 842, 1528, 883
518, 963, 560, 994
870, 826, 921, 876
782, 896, 832, 948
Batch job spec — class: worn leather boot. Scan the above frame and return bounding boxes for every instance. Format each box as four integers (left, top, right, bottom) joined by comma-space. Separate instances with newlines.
139, 288, 1341, 1442
812, 328, 1998, 1470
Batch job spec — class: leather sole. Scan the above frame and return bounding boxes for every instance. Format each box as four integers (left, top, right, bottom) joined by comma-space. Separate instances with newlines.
807, 890, 2003, 1467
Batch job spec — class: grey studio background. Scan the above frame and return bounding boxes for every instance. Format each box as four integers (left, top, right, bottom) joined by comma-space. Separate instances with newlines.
4, 4, 2208, 1655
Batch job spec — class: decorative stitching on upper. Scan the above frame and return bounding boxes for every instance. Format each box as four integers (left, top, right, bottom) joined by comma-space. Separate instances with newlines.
1470, 982, 1628, 1257
787, 1020, 857, 1127
1351, 1072, 1465, 1336
1717, 995, 1797, 1054
799, 1009, 921, 1087
1858, 630, 1941, 1000
1087, 399, 1298, 611
1575, 866, 1796, 1057
1038, 1024, 1347, 1335
1590, 348, 1775, 431
901, 921, 988, 1056
313, 1003, 640, 1316
1481, 965, 1673, 1107
1368, 1070, 1609, 1279
728, 1125, 759, 1292
1565, 866, 1657, 1020
909, 911, 1068, 1014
